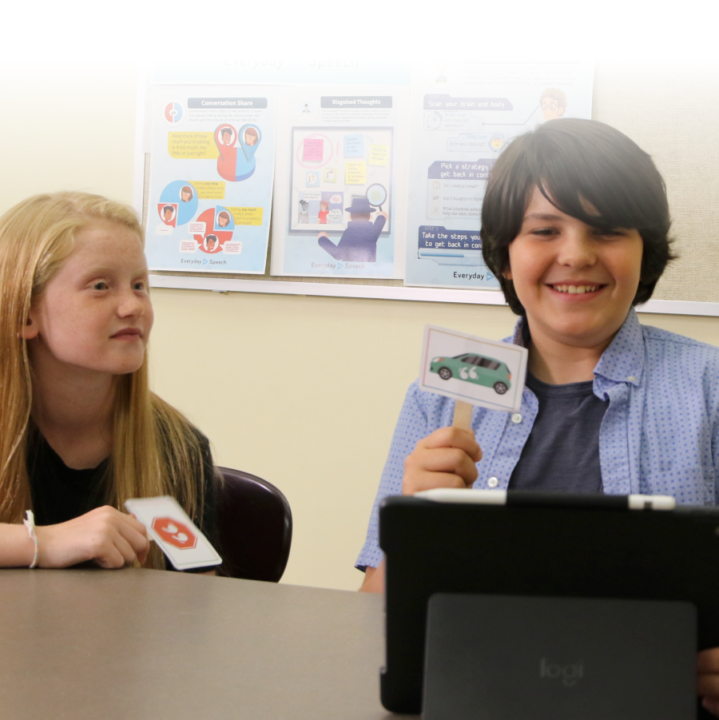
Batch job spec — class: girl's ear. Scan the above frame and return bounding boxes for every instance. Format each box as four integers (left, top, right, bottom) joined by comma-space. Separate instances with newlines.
20, 310, 39, 340
503, 268, 513, 281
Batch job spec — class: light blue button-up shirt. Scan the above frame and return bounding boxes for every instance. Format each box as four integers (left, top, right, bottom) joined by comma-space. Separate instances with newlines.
356, 309, 719, 570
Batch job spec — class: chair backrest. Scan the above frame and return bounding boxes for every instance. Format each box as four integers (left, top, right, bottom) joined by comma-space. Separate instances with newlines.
215, 466, 292, 582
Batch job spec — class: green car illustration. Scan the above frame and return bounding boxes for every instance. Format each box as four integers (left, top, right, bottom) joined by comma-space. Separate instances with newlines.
430, 353, 512, 394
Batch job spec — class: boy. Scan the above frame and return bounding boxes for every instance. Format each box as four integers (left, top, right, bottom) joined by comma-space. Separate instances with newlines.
356, 119, 719, 713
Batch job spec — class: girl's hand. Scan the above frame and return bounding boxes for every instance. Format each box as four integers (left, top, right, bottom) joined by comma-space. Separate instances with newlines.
35, 506, 150, 569
402, 426, 482, 495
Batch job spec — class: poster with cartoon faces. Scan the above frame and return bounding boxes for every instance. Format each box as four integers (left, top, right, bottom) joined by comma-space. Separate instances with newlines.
146, 85, 275, 273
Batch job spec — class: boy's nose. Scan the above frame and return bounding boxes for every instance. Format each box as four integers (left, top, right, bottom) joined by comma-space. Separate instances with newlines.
557, 230, 597, 267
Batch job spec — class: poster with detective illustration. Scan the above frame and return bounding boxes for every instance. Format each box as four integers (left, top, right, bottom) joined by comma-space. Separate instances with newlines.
145, 85, 275, 273
270, 80, 410, 280
405, 62, 593, 289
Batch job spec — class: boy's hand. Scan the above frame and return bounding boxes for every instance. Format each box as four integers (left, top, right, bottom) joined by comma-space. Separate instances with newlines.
402, 426, 482, 495
35, 506, 150, 569
698, 648, 719, 716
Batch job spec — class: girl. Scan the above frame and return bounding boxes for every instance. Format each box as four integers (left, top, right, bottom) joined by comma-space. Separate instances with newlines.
0, 192, 216, 570
355, 119, 719, 712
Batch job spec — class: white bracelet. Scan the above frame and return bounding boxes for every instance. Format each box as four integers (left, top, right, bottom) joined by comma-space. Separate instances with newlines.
23, 510, 39, 569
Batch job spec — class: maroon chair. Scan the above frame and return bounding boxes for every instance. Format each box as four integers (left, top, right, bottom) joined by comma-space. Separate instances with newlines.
215, 466, 292, 582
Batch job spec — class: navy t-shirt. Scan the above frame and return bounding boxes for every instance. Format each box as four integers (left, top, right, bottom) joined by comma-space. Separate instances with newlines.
508, 372, 607, 493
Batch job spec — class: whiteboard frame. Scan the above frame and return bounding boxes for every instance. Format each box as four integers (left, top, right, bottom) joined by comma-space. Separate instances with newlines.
148, 274, 719, 317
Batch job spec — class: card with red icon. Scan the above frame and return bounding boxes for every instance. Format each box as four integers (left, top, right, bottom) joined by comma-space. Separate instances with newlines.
124, 496, 222, 571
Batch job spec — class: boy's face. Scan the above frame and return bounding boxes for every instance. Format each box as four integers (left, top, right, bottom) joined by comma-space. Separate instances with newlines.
163, 209, 172, 221
505, 186, 642, 353
206, 238, 216, 251
222, 131, 232, 145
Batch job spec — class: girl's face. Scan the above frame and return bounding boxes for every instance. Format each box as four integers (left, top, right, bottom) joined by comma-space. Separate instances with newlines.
505, 186, 643, 353
245, 133, 256, 146
25, 220, 153, 378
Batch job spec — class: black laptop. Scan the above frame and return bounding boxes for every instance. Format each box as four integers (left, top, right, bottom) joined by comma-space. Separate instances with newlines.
379, 491, 719, 718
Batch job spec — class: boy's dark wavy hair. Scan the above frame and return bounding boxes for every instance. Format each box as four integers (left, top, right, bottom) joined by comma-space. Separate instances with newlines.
480, 119, 675, 316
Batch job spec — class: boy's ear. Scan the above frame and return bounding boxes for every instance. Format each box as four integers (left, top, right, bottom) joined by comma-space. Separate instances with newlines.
19, 310, 39, 340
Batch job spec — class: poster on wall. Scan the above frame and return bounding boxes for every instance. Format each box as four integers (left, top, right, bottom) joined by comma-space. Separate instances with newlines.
404, 62, 594, 289
145, 85, 276, 274
270, 72, 410, 280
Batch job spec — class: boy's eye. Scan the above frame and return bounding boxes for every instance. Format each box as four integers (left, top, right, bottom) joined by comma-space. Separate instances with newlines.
133, 281, 147, 291
92, 281, 109, 290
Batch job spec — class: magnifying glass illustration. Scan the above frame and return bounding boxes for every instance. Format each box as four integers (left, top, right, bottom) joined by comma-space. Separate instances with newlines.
366, 183, 388, 211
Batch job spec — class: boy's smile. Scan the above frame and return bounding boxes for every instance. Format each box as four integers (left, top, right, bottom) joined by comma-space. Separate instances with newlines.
505, 186, 643, 356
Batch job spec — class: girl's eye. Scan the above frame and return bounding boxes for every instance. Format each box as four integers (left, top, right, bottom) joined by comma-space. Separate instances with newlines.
92, 281, 108, 290
134, 280, 147, 291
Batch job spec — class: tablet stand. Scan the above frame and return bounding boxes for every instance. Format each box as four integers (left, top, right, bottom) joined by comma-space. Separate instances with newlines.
421, 593, 697, 720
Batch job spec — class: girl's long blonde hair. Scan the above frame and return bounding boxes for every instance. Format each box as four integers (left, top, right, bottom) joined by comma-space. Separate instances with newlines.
0, 192, 206, 569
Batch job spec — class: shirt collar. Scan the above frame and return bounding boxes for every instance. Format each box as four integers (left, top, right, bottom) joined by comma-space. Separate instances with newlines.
508, 309, 644, 387
593, 308, 644, 387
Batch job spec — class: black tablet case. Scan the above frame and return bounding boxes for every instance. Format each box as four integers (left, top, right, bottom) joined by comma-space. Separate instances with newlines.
379, 494, 719, 716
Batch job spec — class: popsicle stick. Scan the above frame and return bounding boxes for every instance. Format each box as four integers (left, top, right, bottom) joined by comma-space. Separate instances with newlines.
452, 400, 473, 430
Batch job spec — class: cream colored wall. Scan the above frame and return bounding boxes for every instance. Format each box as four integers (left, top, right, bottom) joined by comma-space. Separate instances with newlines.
147, 292, 719, 590
1, 63, 718, 591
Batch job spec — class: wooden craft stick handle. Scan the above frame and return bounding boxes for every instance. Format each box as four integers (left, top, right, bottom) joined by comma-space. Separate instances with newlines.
452, 400, 473, 430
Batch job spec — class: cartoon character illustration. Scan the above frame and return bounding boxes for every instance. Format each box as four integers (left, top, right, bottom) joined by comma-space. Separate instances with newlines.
317, 201, 329, 224
193, 207, 233, 252
540, 88, 567, 122
244, 127, 259, 146
180, 186, 193, 202
220, 128, 234, 146
317, 197, 387, 263
160, 205, 176, 226
214, 123, 262, 182
217, 211, 231, 228
298, 199, 309, 224
430, 352, 512, 395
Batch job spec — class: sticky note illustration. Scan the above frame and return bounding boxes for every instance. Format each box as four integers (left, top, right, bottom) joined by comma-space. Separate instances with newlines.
369, 144, 389, 167
303, 138, 324, 162
345, 161, 367, 185
344, 134, 365, 158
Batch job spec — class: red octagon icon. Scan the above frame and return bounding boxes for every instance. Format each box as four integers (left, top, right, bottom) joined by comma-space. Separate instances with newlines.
152, 517, 197, 550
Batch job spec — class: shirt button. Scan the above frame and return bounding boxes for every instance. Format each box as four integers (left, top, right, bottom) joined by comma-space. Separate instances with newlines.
487, 477, 499, 488
511, 413, 522, 424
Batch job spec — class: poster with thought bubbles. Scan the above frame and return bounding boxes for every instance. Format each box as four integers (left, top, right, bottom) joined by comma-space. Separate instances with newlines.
405, 61, 593, 289
146, 85, 276, 273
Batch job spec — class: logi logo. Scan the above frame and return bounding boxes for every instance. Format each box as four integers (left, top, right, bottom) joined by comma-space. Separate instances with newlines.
539, 657, 584, 687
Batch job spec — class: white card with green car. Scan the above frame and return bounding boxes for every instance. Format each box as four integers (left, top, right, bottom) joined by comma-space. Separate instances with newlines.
420, 325, 528, 416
